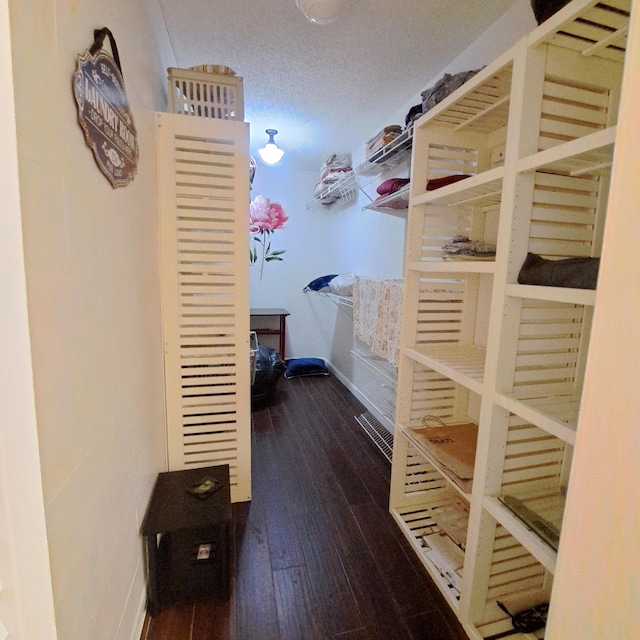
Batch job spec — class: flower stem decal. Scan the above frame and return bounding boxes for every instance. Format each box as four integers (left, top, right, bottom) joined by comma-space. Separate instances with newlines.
249, 195, 288, 280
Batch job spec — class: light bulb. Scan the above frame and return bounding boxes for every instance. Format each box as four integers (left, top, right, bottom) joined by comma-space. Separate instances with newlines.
258, 129, 285, 165
295, 0, 348, 25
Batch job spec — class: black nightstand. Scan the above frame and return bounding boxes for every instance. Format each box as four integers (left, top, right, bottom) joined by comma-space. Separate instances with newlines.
141, 465, 232, 615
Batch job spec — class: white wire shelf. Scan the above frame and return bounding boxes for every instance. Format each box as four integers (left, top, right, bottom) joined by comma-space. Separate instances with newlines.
308, 171, 358, 211
357, 126, 413, 176
363, 183, 411, 216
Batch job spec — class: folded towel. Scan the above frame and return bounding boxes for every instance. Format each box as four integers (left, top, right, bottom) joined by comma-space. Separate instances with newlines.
426, 174, 472, 191
442, 236, 496, 257
377, 177, 410, 197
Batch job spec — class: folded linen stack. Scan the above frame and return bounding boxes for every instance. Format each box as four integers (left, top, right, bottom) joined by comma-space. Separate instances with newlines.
365, 125, 402, 162
442, 235, 496, 260
421, 68, 481, 115
313, 153, 353, 204
377, 177, 410, 197
374, 177, 411, 209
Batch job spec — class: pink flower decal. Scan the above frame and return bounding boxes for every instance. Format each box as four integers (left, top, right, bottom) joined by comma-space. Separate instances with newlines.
249, 196, 288, 279
250, 195, 289, 232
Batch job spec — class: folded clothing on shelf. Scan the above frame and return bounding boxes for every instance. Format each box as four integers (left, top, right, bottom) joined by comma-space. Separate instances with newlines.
313, 179, 339, 203
426, 174, 472, 191
365, 125, 402, 160
421, 68, 482, 115
442, 235, 496, 258
371, 178, 411, 209
405, 103, 424, 126
303, 274, 339, 292
313, 171, 342, 195
303, 273, 357, 297
373, 195, 410, 210
314, 153, 354, 204
321, 153, 352, 173
377, 177, 410, 197
517, 252, 600, 289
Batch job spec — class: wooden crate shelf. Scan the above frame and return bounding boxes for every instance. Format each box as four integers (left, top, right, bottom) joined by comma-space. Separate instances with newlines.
390, 2, 634, 637
404, 345, 486, 395
418, 54, 514, 134
412, 166, 504, 208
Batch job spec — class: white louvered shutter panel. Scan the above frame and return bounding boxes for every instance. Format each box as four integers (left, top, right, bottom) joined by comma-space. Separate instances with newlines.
157, 112, 251, 502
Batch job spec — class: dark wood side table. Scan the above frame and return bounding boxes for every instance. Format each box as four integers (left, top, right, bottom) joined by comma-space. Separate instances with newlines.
141, 465, 232, 615
250, 308, 290, 359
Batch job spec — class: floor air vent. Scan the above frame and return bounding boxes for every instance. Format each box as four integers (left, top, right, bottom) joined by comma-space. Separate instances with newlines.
355, 412, 393, 462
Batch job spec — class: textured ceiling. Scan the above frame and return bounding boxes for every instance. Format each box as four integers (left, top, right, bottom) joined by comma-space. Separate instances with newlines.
159, 0, 518, 171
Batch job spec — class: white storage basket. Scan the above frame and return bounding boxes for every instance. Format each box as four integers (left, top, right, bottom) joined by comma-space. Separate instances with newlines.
167, 65, 244, 121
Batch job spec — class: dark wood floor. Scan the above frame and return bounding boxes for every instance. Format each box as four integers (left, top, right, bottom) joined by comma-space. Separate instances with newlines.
142, 374, 468, 640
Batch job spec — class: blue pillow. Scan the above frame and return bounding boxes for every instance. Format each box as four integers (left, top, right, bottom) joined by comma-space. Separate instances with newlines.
284, 358, 329, 379
303, 274, 338, 292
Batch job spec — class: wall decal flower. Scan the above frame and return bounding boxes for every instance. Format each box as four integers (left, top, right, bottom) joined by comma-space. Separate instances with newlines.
249, 195, 288, 279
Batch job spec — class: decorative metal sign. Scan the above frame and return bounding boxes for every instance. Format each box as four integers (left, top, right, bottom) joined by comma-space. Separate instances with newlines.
72, 29, 138, 188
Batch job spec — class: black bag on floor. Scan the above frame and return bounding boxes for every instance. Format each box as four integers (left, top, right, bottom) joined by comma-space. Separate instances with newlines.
252, 346, 286, 404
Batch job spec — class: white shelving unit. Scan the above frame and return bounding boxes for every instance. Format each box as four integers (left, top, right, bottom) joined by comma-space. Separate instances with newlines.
389, 1, 633, 638
363, 183, 411, 217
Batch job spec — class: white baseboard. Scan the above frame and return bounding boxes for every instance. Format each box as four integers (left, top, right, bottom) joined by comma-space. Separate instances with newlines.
324, 359, 394, 434
129, 589, 148, 640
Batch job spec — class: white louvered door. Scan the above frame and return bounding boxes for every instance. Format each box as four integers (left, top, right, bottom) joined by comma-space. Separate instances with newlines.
157, 112, 251, 502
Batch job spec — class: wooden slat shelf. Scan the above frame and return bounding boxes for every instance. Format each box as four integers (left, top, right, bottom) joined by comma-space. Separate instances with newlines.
404, 344, 486, 394
505, 283, 596, 306
411, 166, 504, 208
399, 423, 475, 500
416, 51, 514, 134
390, 505, 465, 608
483, 496, 558, 574
518, 126, 616, 176
407, 260, 496, 274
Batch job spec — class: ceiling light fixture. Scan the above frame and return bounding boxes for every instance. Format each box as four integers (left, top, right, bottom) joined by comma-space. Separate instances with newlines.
257, 129, 285, 165
295, 0, 349, 25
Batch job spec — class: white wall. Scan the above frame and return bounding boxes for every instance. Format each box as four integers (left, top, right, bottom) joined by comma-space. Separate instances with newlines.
0, 0, 57, 637
7, 1, 175, 638
248, 163, 406, 368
